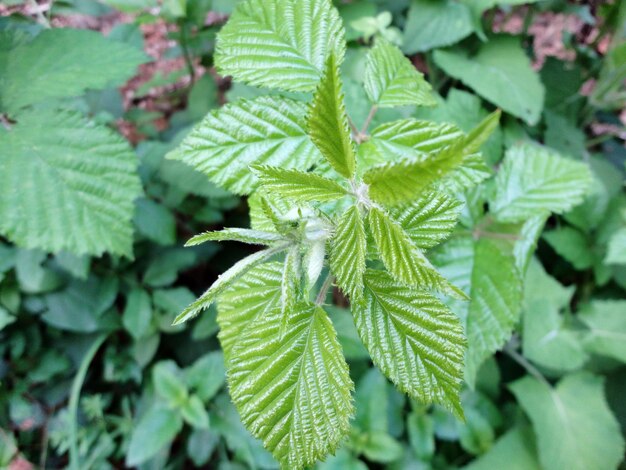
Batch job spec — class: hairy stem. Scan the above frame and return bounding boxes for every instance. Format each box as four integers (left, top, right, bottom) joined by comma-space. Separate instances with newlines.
315, 273, 335, 306
360, 105, 378, 135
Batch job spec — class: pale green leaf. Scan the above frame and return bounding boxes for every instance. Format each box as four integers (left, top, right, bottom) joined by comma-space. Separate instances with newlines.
403, 0, 473, 54
229, 303, 354, 469
580, 300, 626, 363
303, 238, 326, 290
0, 110, 141, 257
464, 427, 541, 470
433, 37, 545, 125
169, 97, 320, 195
186, 228, 283, 247
367, 207, 464, 298
308, 53, 356, 179
364, 38, 435, 108
511, 373, 625, 470
126, 404, 183, 466
490, 144, 593, 223
218, 262, 283, 360
605, 227, 626, 264
215, 0, 345, 92
173, 244, 289, 325
390, 191, 462, 250
252, 165, 349, 202
330, 205, 366, 300
0, 28, 147, 114
354, 269, 465, 418
279, 245, 301, 337
543, 227, 593, 270
437, 153, 492, 194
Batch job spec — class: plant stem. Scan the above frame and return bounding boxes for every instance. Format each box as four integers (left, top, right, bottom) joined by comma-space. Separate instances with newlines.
69, 334, 107, 470
28, 0, 51, 28
315, 273, 335, 306
360, 105, 378, 135
503, 340, 551, 387
178, 21, 196, 85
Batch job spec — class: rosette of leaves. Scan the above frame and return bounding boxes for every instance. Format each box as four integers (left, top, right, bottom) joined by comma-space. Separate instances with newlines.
169, 0, 502, 467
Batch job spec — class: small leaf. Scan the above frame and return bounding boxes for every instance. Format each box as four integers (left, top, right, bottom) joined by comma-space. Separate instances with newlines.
364, 38, 435, 108
181, 395, 211, 429
126, 404, 183, 467
153, 362, 188, 407
330, 205, 367, 300
308, 53, 356, 179
580, 300, 626, 363
252, 165, 349, 202
464, 427, 541, 470
229, 303, 354, 469
186, 228, 283, 247
354, 269, 466, 418
279, 245, 301, 338
605, 228, 626, 264
122, 288, 153, 340
543, 227, 593, 270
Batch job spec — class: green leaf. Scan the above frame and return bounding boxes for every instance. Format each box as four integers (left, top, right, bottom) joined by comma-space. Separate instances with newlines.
173, 245, 289, 325
228, 303, 354, 469
122, 288, 153, 340
330, 205, 366, 300
308, 53, 356, 179
0, 28, 146, 114
279, 245, 301, 336
511, 373, 625, 470
362, 431, 403, 463
181, 395, 211, 429
0, 110, 141, 257
363, 38, 435, 108
186, 228, 283, 247
368, 207, 463, 298
185, 352, 226, 402
390, 191, 462, 250
143, 248, 197, 287
605, 227, 626, 264
169, 97, 320, 195
580, 300, 626, 363
354, 269, 465, 418
126, 404, 183, 466
543, 227, 593, 270
218, 262, 283, 360
465, 427, 541, 470
433, 37, 544, 125
252, 165, 349, 202
215, 0, 346, 92
403, 0, 474, 54
490, 144, 593, 223
134, 198, 176, 246
153, 362, 188, 407
0, 306, 15, 332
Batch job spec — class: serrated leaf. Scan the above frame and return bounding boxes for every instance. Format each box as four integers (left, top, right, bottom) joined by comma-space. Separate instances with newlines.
218, 263, 283, 360
308, 53, 356, 179
169, 97, 320, 195
433, 37, 545, 125
252, 165, 349, 203
279, 245, 301, 337
0, 110, 141, 257
367, 207, 463, 298
580, 300, 626, 363
364, 38, 435, 108
174, 244, 289, 325
490, 144, 593, 223
228, 303, 354, 469
330, 205, 366, 300
390, 191, 462, 250
186, 228, 283, 247
215, 0, 345, 92
0, 28, 147, 114
354, 269, 465, 418
511, 373, 625, 470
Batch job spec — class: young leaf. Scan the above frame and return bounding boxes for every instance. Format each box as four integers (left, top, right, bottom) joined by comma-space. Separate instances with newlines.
390, 191, 463, 250
228, 304, 354, 469
169, 97, 320, 195
354, 269, 465, 418
186, 228, 284, 247
330, 205, 367, 300
490, 144, 593, 223
173, 244, 289, 325
279, 245, 301, 337
511, 373, 625, 470
252, 165, 349, 202
303, 239, 326, 290
0, 110, 141, 257
307, 53, 357, 179
367, 207, 464, 298
364, 38, 436, 108
215, 0, 346, 92
579, 300, 626, 363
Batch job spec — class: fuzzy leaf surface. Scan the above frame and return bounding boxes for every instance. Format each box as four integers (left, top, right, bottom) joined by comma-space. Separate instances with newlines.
186, 228, 284, 247
253, 165, 349, 202
229, 304, 354, 469
330, 205, 366, 300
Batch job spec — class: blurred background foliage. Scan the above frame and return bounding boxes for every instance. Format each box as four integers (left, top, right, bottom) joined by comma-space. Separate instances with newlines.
0, 0, 625, 468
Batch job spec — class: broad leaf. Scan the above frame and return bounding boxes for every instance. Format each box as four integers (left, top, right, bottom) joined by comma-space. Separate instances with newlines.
0, 110, 141, 257
490, 144, 593, 222
215, 0, 345, 92
580, 300, 626, 363
229, 303, 354, 469
169, 97, 319, 195
354, 269, 465, 418
367, 207, 463, 298
126, 404, 183, 466
605, 227, 626, 264
543, 227, 593, 270
253, 165, 349, 202
434, 37, 544, 125
308, 54, 356, 179
511, 373, 625, 470
330, 205, 366, 300
0, 28, 146, 114
186, 228, 283, 247
465, 427, 541, 470
364, 38, 435, 108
